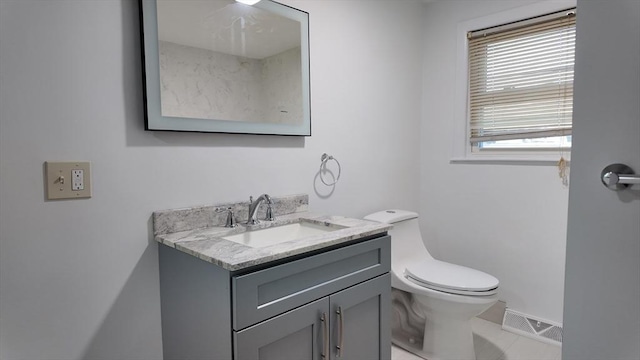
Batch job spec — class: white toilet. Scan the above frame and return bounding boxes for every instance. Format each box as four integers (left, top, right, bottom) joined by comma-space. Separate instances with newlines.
364, 210, 499, 360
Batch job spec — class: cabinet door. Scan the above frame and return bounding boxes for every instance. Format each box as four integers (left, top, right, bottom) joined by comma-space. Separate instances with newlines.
330, 274, 391, 360
234, 297, 329, 360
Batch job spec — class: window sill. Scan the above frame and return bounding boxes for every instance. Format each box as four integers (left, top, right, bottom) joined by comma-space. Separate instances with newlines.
450, 153, 570, 165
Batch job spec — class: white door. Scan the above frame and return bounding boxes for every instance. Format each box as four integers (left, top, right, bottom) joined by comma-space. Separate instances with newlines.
563, 1, 640, 359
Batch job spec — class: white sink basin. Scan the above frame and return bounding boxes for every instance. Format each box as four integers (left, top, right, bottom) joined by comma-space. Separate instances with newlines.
222, 221, 341, 248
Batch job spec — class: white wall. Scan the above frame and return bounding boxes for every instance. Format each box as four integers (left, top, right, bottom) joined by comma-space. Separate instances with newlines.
420, 0, 569, 324
0, 0, 423, 359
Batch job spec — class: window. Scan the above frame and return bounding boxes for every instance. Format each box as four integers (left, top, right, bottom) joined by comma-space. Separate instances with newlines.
467, 8, 576, 152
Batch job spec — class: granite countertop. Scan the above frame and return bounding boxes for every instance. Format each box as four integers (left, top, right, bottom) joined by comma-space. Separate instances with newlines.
155, 211, 391, 271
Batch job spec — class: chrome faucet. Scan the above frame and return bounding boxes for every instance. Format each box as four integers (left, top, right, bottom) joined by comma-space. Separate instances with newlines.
247, 194, 273, 225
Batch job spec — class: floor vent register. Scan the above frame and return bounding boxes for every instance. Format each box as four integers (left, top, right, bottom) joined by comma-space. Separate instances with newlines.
502, 309, 563, 345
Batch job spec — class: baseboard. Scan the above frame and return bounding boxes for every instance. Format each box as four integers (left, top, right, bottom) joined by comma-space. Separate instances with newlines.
502, 308, 563, 346
478, 300, 506, 325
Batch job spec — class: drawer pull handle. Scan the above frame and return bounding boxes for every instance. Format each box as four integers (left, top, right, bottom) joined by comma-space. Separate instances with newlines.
336, 306, 344, 357
321, 313, 328, 358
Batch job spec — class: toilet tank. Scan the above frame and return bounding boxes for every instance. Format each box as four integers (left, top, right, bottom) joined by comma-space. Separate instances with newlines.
363, 210, 434, 266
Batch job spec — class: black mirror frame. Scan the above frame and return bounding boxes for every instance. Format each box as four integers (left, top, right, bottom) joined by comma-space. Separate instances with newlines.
138, 0, 311, 136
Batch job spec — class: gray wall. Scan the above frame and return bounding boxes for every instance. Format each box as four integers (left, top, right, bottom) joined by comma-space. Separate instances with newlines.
562, 0, 640, 359
0, 0, 423, 359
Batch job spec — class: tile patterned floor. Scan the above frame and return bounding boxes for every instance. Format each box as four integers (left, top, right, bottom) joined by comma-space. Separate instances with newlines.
391, 318, 562, 360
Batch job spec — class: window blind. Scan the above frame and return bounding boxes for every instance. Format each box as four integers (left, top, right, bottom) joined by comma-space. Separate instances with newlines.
467, 9, 576, 144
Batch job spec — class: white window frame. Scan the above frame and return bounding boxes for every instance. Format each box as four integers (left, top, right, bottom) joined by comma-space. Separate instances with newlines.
452, 0, 577, 164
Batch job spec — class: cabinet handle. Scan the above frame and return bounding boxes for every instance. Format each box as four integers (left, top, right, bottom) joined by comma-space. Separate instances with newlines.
320, 312, 328, 359
336, 306, 344, 357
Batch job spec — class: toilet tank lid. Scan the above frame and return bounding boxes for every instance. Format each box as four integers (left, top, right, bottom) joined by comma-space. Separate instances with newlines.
363, 210, 418, 224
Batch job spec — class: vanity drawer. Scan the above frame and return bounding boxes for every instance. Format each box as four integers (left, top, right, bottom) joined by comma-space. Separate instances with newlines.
232, 235, 390, 330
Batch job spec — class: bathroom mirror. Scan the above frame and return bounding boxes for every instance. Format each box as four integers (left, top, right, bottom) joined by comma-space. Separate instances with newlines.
139, 0, 310, 135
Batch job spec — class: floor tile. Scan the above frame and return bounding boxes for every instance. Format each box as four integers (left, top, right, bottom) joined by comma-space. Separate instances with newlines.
475, 324, 519, 360
391, 318, 561, 360
471, 317, 505, 342
539, 343, 562, 360
392, 344, 424, 360
498, 335, 550, 360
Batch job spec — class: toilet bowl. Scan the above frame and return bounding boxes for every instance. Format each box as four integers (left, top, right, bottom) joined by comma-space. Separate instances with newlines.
364, 210, 499, 360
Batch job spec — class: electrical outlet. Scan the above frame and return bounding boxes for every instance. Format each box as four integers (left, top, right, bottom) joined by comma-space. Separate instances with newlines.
45, 162, 91, 200
71, 169, 84, 190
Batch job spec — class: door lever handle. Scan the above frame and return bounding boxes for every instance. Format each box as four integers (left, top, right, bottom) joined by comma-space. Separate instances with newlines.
601, 164, 640, 190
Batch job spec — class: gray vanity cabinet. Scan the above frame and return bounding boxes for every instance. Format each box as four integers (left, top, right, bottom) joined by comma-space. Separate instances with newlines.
329, 274, 390, 360
234, 274, 390, 360
158, 234, 391, 360
234, 297, 327, 360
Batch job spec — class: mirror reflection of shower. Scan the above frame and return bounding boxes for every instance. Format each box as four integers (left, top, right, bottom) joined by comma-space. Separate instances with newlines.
156, 0, 303, 124
204, 2, 264, 58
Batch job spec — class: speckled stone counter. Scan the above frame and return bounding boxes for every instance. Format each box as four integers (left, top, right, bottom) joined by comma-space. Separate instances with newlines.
153, 195, 391, 271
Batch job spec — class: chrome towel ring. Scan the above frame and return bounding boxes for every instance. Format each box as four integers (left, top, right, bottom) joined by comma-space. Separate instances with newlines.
320, 153, 341, 186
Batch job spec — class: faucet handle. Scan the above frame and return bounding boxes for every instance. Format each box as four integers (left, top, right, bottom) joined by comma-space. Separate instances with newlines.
215, 207, 237, 228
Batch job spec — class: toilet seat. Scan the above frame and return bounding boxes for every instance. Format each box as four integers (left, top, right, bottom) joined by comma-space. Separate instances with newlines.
404, 260, 499, 296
